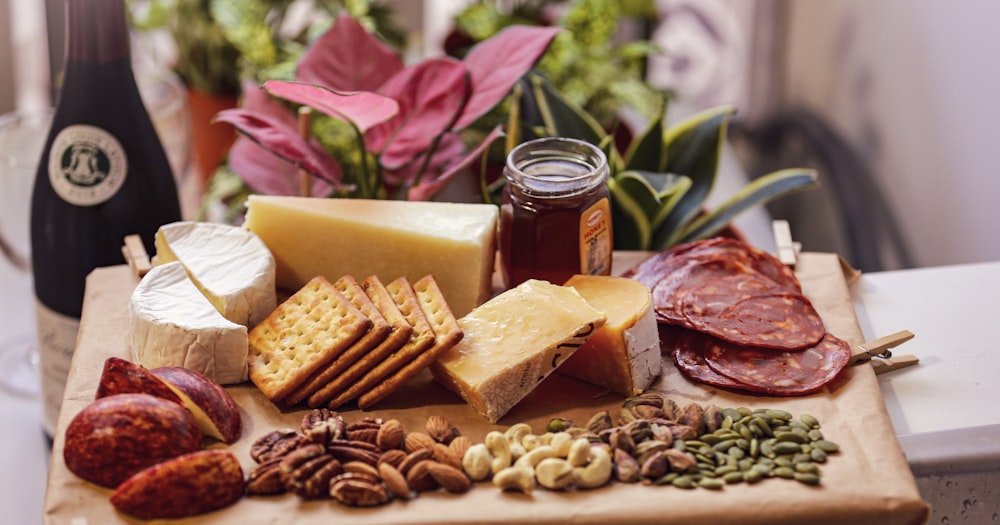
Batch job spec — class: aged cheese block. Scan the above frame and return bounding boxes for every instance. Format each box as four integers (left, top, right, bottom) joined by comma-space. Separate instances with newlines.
560, 275, 661, 396
243, 196, 497, 317
130, 262, 249, 384
429, 279, 606, 423
154, 221, 276, 328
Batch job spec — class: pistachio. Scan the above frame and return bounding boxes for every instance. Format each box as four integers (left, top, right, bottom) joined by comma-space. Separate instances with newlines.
613, 448, 641, 483
681, 403, 706, 435
546, 417, 574, 433
640, 451, 670, 480
586, 410, 614, 433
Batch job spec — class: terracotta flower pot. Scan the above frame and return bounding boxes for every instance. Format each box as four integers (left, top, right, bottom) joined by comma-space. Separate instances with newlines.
187, 88, 238, 184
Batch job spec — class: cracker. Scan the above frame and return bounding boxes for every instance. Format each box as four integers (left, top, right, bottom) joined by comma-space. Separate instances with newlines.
248, 276, 371, 403
325, 276, 437, 409
357, 275, 464, 409
305, 275, 414, 408
283, 275, 391, 406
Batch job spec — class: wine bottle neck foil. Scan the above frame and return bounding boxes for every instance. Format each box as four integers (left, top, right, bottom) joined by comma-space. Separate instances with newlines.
65, 0, 130, 63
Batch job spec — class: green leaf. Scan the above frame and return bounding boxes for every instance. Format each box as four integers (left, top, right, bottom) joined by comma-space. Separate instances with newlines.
608, 170, 692, 250
675, 168, 820, 246
608, 176, 653, 250
623, 96, 666, 172
655, 106, 736, 248
210, 0, 279, 71
522, 74, 607, 144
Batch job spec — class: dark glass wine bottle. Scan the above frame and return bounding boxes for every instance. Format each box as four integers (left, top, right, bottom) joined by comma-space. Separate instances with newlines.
30, 0, 182, 438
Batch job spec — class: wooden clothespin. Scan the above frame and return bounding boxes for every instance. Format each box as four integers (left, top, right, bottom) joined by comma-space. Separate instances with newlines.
121, 234, 152, 279
771, 219, 800, 267
852, 329, 919, 374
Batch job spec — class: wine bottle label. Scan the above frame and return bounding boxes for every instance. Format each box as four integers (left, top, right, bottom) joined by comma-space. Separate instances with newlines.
48, 124, 128, 206
36, 300, 81, 437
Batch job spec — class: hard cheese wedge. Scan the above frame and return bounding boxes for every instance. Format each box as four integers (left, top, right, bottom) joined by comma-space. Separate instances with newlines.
154, 221, 276, 328
560, 275, 661, 396
243, 196, 497, 317
430, 279, 606, 423
130, 261, 249, 384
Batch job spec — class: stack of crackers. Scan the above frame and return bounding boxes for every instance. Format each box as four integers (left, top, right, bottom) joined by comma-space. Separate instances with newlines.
247, 274, 463, 410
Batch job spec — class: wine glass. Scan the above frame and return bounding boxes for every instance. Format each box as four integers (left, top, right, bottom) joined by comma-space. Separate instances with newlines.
0, 109, 52, 397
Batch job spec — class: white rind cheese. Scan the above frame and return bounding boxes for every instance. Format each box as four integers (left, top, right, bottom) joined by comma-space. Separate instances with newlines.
243, 196, 497, 317
430, 280, 606, 423
154, 221, 276, 328
130, 261, 249, 384
560, 275, 661, 396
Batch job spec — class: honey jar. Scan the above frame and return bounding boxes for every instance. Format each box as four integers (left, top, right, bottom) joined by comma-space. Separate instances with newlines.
499, 137, 613, 288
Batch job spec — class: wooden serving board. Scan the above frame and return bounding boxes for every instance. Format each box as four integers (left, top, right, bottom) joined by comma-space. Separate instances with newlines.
43, 252, 929, 525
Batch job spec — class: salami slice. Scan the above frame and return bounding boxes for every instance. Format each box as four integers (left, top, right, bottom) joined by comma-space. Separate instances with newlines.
671, 340, 751, 392
701, 332, 851, 396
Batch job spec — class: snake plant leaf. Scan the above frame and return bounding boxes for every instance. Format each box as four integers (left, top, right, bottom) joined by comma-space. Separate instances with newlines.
521, 74, 607, 144
655, 106, 736, 248
676, 168, 820, 246
623, 97, 666, 172
609, 170, 692, 250
608, 176, 653, 251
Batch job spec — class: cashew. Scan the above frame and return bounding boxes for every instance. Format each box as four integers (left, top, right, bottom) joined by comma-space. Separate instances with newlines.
485, 431, 512, 474
492, 466, 535, 494
534, 458, 574, 490
566, 438, 592, 468
514, 445, 557, 469
521, 433, 542, 451
548, 432, 573, 457
538, 432, 554, 446
504, 423, 532, 445
573, 446, 613, 489
462, 443, 492, 481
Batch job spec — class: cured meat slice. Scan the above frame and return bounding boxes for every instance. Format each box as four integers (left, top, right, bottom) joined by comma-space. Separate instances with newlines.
701, 332, 851, 396
669, 336, 750, 392
653, 258, 824, 350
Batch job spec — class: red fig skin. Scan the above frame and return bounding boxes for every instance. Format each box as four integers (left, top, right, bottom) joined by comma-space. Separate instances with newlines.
95, 356, 181, 403
110, 449, 245, 520
152, 366, 244, 443
63, 393, 202, 488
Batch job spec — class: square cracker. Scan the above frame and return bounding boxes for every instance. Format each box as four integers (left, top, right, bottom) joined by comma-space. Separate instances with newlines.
357, 275, 464, 409
305, 275, 414, 407
325, 276, 438, 409
248, 276, 371, 403
283, 275, 392, 406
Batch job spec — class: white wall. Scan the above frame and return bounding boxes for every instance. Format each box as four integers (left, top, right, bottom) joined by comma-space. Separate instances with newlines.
782, 0, 1000, 267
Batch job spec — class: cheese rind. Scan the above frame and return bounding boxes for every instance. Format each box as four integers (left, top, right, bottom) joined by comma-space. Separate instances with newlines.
243, 196, 497, 317
130, 262, 249, 385
429, 280, 606, 423
560, 275, 662, 396
154, 221, 276, 328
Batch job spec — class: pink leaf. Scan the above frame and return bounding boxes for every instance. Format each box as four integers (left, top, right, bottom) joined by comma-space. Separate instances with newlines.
214, 108, 343, 185
262, 81, 399, 133
228, 136, 334, 197
453, 25, 563, 129
380, 132, 466, 188
365, 58, 470, 169
297, 14, 404, 92
407, 125, 506, 201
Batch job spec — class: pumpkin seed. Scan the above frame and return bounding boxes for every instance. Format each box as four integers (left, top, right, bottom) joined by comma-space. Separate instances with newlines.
672, 475, 696, 489
812, 440, 840, 453
744, 469, 765, 483
810, 448, 828, 463
801, 414, 820, 429
699, 478, 724, 490
773, 466, 795, 479
766, 409, 793, 421
794, 472, 821, 485
723, 471, 745, 484
772, 441, 803, 455
774, 431, 807, 444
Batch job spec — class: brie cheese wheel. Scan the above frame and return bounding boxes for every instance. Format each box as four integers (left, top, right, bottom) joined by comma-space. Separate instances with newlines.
560, 275, 661, 395
130, 261, 249, 385
430, 280, 606, 423
243, 195, 497, 317
154, 221, 276, 328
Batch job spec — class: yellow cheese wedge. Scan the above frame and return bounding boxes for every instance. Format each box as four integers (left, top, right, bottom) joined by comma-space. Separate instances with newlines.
243, 196, 497, 317
429, 280, 606, 423
560, 275, 662, 396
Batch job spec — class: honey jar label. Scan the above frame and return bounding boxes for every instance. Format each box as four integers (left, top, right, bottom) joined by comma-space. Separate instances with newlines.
579, 197, 612, 276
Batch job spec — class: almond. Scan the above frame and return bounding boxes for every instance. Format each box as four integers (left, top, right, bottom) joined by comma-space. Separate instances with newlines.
403, 432, 436, 453
432, 442, 462, 471
426, 415, 460, 444
376, 419, 405, 450
377, 463, 411, 500
426, 462, 471, 494
405, 460, 439, 492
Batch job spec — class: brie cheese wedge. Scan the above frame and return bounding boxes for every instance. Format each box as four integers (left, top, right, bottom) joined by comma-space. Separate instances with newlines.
130, 261, 249, 385
154, 221, 276, 328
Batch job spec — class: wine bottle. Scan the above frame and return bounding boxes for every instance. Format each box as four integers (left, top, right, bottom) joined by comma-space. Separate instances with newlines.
30, 0, 182, 438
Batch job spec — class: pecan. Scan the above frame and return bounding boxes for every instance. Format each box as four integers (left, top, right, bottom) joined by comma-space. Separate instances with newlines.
329, 475, 390, 507
341, 460, 380, 481
285, 454, 342, 499
279, 443, 327, 475
250, 429, 306, 463
246, 458, 286, 496
426, 415, 460, 444
300, 408, 346, 445
346, 418, 382, 444
327, 442, 381, 466
375, 419, 405, 450
405, 460, 439, 493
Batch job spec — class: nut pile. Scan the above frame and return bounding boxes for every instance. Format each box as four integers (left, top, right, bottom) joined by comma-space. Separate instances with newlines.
246, 411, 473, 506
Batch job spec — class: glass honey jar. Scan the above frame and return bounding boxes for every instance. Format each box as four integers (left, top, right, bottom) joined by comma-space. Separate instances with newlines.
499, 137, 613, 288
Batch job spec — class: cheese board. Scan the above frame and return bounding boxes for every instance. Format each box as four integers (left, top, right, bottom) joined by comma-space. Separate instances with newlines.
43, 250, 929, 524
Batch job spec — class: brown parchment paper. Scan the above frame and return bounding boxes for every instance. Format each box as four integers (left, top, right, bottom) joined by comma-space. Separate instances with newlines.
44, 252, 930, 525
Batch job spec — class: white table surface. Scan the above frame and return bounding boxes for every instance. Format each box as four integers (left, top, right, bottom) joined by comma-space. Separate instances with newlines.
3, 255, 999, 524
